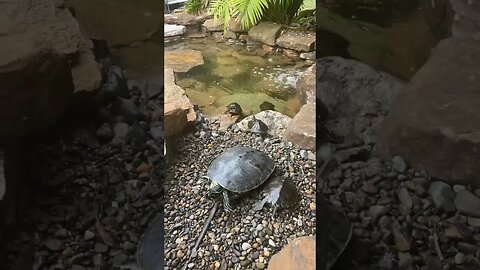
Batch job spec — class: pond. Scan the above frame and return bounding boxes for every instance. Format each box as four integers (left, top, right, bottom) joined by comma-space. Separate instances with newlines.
164, 37, 310, 118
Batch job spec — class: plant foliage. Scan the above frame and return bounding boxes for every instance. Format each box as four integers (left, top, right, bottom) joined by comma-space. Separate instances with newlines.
208, 0, 305, 31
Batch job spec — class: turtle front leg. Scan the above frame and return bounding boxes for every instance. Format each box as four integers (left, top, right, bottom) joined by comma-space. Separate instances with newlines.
223, 190, 234, 213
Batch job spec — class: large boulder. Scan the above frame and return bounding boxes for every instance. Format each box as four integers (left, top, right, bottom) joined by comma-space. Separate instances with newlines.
248, 22, 283, 46
276, 29, 316, 52
164, 49, 204, 73
376, 38, 480, 186
0, 31, 74, 141
164, 68, 196, 137
268, 236, 315, 270
296, 63, 316, 105
283, 104, 315, 150
69, 0, 164, 46
317, 57, 403, 143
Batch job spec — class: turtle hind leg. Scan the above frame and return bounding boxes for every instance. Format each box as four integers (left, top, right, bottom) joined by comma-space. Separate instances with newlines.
223, 190, 234, 213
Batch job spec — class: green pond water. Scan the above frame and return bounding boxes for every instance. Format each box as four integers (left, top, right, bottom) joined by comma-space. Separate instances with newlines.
165, 38, 310, 118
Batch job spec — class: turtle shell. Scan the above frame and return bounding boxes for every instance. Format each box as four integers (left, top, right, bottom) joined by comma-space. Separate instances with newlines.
207, 147, 275, 193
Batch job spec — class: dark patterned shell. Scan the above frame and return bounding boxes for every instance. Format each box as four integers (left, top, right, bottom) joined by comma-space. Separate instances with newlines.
207, 147, 275, 193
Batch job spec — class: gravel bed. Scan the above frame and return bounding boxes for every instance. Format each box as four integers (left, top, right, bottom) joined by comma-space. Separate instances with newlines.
318, 143, 480, 270
164, 118, 316, 270
0, 66, 165, 270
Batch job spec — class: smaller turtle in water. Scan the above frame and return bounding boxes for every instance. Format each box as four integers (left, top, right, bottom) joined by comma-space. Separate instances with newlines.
225, 102, 243, 116
247, 116, 269, 136
202, 146, 275, 212
259, 101, 275, 111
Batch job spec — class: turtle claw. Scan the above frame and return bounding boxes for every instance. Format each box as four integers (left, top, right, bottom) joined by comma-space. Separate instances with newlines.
223, 191, 234, 213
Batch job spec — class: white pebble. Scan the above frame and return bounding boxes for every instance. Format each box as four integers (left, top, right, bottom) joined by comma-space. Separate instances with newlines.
268, 239, 276, 247
242, 242, 251, 251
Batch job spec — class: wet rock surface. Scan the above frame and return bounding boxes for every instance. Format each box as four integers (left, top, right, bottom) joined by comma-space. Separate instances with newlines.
0, 65, 165, 270
376, 38, 480, 185
164, 49, 204, 73
164, 117, 316, 269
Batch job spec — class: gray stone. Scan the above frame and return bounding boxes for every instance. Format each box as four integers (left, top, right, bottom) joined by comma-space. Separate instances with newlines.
398, 188, 413, 209
44, 238, 64, 251
454, 190, 480, 217
84, 230, 95, 240
428, 181, 456, 212
392, 156, 407, 173
165, 24, 186, 37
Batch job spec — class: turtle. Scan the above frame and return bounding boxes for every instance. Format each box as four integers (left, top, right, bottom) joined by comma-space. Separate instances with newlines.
247, 116, 269, 136
202, 146, 275, 212
259, 101, 275, 111
317, 196, 353, 270
225, 102, 243, 115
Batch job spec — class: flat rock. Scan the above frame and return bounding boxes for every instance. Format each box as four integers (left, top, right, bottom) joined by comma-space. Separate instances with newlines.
268, 236, 315, 270
248, 22, 283, 46
283, 104, 315, 150
296, 63, 316, 105
276, 29, 315, 52
236, 110, 292, 138
376, 38, 480, 185
454, 190, 480, 217
165, 49, 204, 73
203, 19, 223, 32
164, 13, 198, 26
165, 24, 186, 37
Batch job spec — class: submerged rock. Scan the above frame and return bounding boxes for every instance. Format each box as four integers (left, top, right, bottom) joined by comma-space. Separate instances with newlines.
165, 49, 204, 73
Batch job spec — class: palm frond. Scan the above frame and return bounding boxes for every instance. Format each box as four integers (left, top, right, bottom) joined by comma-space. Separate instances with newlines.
231, 0, 269, 29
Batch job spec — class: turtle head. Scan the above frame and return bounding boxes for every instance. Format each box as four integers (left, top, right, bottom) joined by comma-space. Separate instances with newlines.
201, 176, 223, 198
